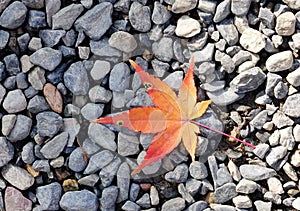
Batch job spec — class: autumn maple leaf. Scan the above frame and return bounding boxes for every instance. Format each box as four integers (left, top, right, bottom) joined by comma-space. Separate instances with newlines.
93, 58, 255, 174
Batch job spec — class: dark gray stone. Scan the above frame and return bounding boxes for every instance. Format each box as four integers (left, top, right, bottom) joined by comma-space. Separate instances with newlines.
16, 72, 28, 89
7, 114, 32, 142
59, 190, 98, 211
30, 47, 62, 71
0, 2, 27, 29
129, 2, 151, 32
0, 30, 9, 49
39, 30, 66, 47
4, 54, 20, 75
27, 95, 50, 114
21, 142, 35, 164
36, 182, 62, 210
0, 137, 14, 167
28, 10, 46, 28
75, 2, 113, 40
36, 111, 63, 138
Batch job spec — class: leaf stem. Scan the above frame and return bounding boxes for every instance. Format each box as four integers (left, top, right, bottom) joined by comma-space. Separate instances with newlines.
191, 120, 256, 149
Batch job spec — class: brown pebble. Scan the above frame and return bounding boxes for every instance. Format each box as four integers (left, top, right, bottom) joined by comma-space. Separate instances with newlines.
43, 83, 63, 113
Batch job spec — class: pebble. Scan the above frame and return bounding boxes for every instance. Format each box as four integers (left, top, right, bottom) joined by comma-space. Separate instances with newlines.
40, 132, 68, 159
283, 94, 300, 118
68, 147, 87, 172
117, 162, 130, 203
193, 43, 215, 63
274, 81, 288, 99
0, 137, 14, 167
1, 114, 16, 136
109, 31, 137, 53
136, 193, 151, 208
175, 16, 201, 38
216, 19, 239, 46
161, 197, 185, 211
52, 4, 84, 30
4, 187, 32, 211
64, 61, 90, 95
43, 83, 63, 113
267, 177, 284, 194
122, 200, 141, 211
63, 118, 80, 146
240, 164, 276, 181
75, 2, 113, 40
4, 54, 20, 75
275, 12, 296, 36
89, 86, 112, 103
81, 103, 104, 121
265, 146, 288, 170
28, 37, 42, 51
291, 150, 300, 167
36, 111, 63, 138
59, 190, 98, 211
1, 164, 34, 190
178, 183, 194, 204
100, 157, 122, 187
232, 195, 252, 209
7, 114, 32, 142
90, 60, 110, 81
227, 160, 241, 182
236, 178, 257, 194
292, 197, 300, 210
283, 162, 298, 181
100, 186, 119, 210
150, 186, 159, 206
254, 200, 272, 211
88, 123, 116, 151
45, 0, 60, 27
279, 127, 295, 150
207, 87, 244, 106
230, 67, 266, 93
213, 0, 231, 23
253, 143, 270, 159
36, 182, 62, 210
136, 151, 161, 175
152, 37, 173, 62
240, 28, 266, 53
129, 2, 151, 32
287, 67, 300, 87
189, 161, 208, 180
0, 1, 27, 29
231, 0, 251, 16
165, 163, 189, 183
90, 38, 122, 58
0, 30, 9, 49
216, 166, 233, 187
39, 29, 66, 47
30, 47, 62, 71
28, 10, 47, 28
152, 1, 171, 25
28, 67, 46, 91
78, 174, 99, 187
264, 191, 281, 204
83, 150, 114, 174
214, 183, 238, 204
109, 62, 131, 92
266, 50, 293, 72
118, 132, 139, 157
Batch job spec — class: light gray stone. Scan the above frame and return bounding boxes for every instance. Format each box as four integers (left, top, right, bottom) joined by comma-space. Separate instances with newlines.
283, 94, 300, 118
30, 47, 62, 71
129, 2, 151, 32
109, 31, 137, 53
0, 2, 27, 29
266, 50, 293, 72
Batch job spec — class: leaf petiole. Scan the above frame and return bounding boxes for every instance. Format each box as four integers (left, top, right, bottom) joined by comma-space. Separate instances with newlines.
191, 120, 256, 149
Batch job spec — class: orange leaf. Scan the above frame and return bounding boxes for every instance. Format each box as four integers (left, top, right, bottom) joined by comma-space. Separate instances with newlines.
94, 58, 211, 174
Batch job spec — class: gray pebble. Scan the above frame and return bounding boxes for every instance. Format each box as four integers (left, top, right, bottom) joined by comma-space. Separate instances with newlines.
189, 161, 208, 180
100, 157, 121, 187
232, 195, 252, 209
30, 47, 62, 71
90, 38, 122, 58
163, 71, 183, 91
283, 93, 300, 118
152, 2, 171, 25
75, 2, 113, 40
213, 0, 231, 23
129, 2, 151, 32
279, 127, 295, 150
161, 197, 185, 211
122, 200, 141, 211
264, 191, 281, 204
36, 111, 63, 138
84, 150, 114, 174
4, 54, 20, 75
90, 60, 110, 81
62, 29, 76, 47
117, 162, 130, 202
136, 193, 151, 208
207, 87, 244, 106
250, 110, 269, 130
193, 43, 214, 63
39, 29, 66, 47
17, 33, 30, 53
63, 118, 80, 146
82, 138, 101, 156
136, 151, 161, 175
287, 67, 300, 87
236, 178, 257, 194
216, 166, 233, 187
265, 72, 282, 96
266, 50, 293, 72
3, 76, 16, 90
1, 164, 34, 190
68, 147, 87, 172
258, 7, 275, 28
272, 110, 294, 129
28, 67, 46, 91
254, 200, 272, 211
32, 160, 50, 172
165, 163, 189, 183
231, 0, 251, 16
40, 132, 68, 159
28, 10, 47, 28
129, 183, 140, 202
253, 143, 270, 159
172, 0, 197, 13
36, 183, 62, 210
21, 142, 35, 164
1, 114, 16, 136
27, 95, 50, 114
0, 2, 27, 29
81, 103, 104, 121
274, 81, 288, 99
109, 31, 137, 53
52, 4, 84, 30
118, 132, 139, 157
109, 62, 130, 92
89, 86, 112, 103
7, 114, 32, 142
16, 72, 29, 89
100, 186, 118, 210
214, 183, 238, 204
59, 190, 98, 211
187, 201, 208, 211
178, 183, 194, 204
0, 30, 9, 49
45, 0, 60, 27
78, 174, 99, 187
240, 164, 276, 181
186, 179, 201, 196
88, 123, 116, 151
78, 46, 90, 59
152, 37, 173, 62
28, 37, 42, 51
0, 137, 14, 167
64, 61, 89, 95
216, 19, 239, 45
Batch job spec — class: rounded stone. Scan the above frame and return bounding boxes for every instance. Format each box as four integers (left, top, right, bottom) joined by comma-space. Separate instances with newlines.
275, 12, 296, 36
3, 89, 27, 113
108, 31, 137, 53
266, 51, 293, 72
240, 28, 266, 53
175, 15, 201, 38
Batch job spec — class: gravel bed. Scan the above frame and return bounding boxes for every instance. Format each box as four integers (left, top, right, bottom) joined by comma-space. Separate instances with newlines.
0, 0, 300, 210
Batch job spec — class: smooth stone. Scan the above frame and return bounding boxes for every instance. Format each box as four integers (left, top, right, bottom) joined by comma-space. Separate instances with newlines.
109, 62, 131, 91
165, 163, 189, 183
253, 144, 270, 159
0, 30, 9, 49
240, 164, 276, 181
129, 2, 151, 32
59, 190, 98, 211
21, 142, 35, 164
291, 150, 300, 167
118, 132, 139, 157
90, 37, 122, 58
292, 197, 300, 210
88, 123, 116, 151
274, 81, 288, 99
1, 164, 34, 190
0, 2, 27, 29
272, 111, 294, 129
36, 182, 62, 210
64, 61, 89, 95
275, 12, 296, 36
32, 160, 50, 172
287, 67, 300, 87
84, 150, 114, 174
122, 200, 141, 211
17, 33, 30, 53
152, 37, 173, 62
216, 167, 233, 187
232, 195, 252, 209
161, 197, 185, 211
89, 86, 112, 103
81, 103, 104, 121
68, 147, 87, 172
189, 161, 208, 180
78, 174, 99, 187
2, 89, 26, 113
28, 37, 42, 51
7, 115, 32, 142
213, 0, 230, 23
117, 162, 130, 203
1, 114, 16, 136
0, 137, 14, 167
30, 47, 62, 71
283, 94, 300, 118
207, 87, 245, 106
231, 0, 251, 16
28, 10, 46, 28
267, 177, 284, 194
193, 43, 215, 63
163, 71, 183, 91
254, 200, 272, 211
63, 118, 80, 146
39, 29, 66, 47
75, 2, 113, 40
236, 178, 257, 194
250, 110, 269, 130
109, 31, 137, 53
240, 28, 266, 53
172, 0, 197, 13
4, 54, 20, 75
40, 132, 68, 159
136, 193, 151, 208
175, 15, 201, 38
152, 1, 171, 25
100, 186, 119, 210
265, 146, 288, 170
266, 50, 293, 72
4, 187, 32, 211
52, 4, 84, 30
90, 60, 110, 81
214, 183, 238, 204
36, 111, 63, 138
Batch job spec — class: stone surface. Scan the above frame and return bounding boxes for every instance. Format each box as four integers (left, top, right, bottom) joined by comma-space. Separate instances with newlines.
109, 31, 137, 53
152, 1, 171, 25
100, 186, 119, 210
4, 187, 32, 211
240, 164, 276, 181
109, 62, 131, 92
28, 67, 46, 91
0, 137, 14, 167
0, 2, 27, 29
214, 183, 238, 204
161, 197, 185, 211
84, 150, 114, 174
240, 28, 266, 53
287, 67, 300, 87
129, 2, 151, 32
266, 51, 293, 72
2, 89, 27, 113
7, 115, 32, 142
30, 47, 62, 71
283, 94, 300, 118
36, 182, 62, 210
275, 12, 296, 36
175, 15, 201, 38
88, 123, 116, 151
40, 132, 68, 159
36, 111, 63, 138
59, 190, 98, 211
